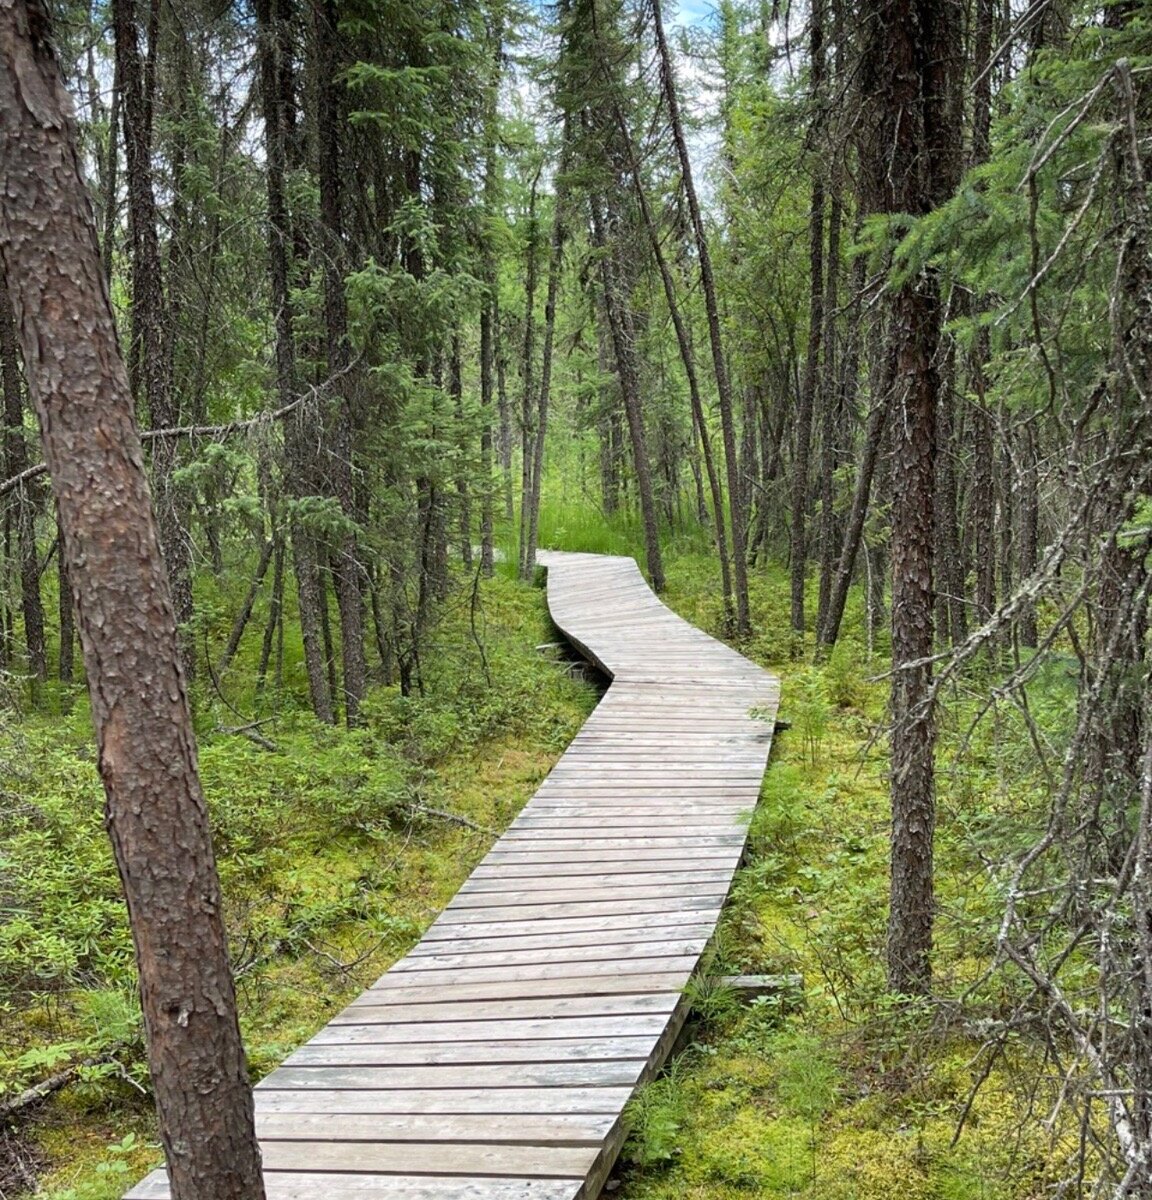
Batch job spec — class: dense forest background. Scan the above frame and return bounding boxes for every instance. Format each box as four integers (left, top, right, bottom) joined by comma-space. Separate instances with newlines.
2, 0, 1152, 1196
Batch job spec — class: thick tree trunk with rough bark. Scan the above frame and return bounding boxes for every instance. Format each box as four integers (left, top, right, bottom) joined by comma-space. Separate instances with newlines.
0, 3, 264, 1195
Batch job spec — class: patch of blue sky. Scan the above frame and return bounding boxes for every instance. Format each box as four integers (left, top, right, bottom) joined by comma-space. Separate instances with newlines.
671, 0, 716, 30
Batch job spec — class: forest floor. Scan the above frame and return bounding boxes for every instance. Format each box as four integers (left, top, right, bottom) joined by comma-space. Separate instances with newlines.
1, 532, 1076, 1198
0, 570, 595, 1197
614, 555, 1063, 1200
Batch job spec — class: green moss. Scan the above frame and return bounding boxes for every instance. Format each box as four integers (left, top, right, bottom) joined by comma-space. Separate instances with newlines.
2, 569, 595, 1198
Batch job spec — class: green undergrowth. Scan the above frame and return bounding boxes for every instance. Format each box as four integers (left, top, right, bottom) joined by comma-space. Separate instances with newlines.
613, 552, 1068, 1200
0, 570, 595, 1199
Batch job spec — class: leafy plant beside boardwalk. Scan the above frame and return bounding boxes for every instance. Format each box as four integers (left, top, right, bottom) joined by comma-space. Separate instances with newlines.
1, 0, 1151, 1197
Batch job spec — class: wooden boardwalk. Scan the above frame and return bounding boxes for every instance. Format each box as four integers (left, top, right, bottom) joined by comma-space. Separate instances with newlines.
127, 551, 779, 1200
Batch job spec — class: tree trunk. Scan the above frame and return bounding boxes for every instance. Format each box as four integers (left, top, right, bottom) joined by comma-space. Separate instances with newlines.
479, 305, 495, 576
217, 538, 274, 679
1018, 419, 1039, 648
818, 390, 890, 651
650, 0, 746, 630
312, 0, 366, 726
0, 5, 265, 1195
858, 0, 962, 996
589, 194, 665, 592
255, 0, 333, 723
57, 513, 74, 684
0, 271, 46, 681
614, 92, 734, 615
524, 191, 565, 577
816, 179, 842, 637
790, 0, 825, 641
256, 534, 284, 698
517, 171, 541, 580
113, 0, 194, 669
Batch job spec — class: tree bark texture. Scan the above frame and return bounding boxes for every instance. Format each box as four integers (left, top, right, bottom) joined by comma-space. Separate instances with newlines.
0, 3, 265, 1195
858, 0, 963, 995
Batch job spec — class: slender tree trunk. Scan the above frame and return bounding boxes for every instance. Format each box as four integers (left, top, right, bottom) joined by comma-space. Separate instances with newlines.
0, 271, 46, 680
495, 295, 513, 524
217, 538, 274, 678
604, 74, 734, 618
650, 0, 746, 630
589, 194, 665, 592
478, 17, 502, 576
113, 0, 194, 671
1018, 420, 1039, 648
859, 0, 962, 996
518, 171, 541, 579
57, 514, 74, 684
524, 191, 565, 576
256, 534, 284, 697
790, 0, 825, 641
100, 56, 119, 284
255, 0, 333, 722
313, 0, 365, 726
451, 334, 472, 568
816, 180, 842, 636
818, 391, 891, 651
0, 7, 265, 1195
970, 364, 996, 623
479, 305, 495, 576
935, 336, 967, 646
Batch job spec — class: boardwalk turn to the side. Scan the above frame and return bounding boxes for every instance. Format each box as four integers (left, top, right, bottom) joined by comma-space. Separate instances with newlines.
127, 551, 780, 1200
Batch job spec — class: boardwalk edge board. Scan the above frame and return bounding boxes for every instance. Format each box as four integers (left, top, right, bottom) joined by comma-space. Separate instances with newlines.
125, 551, 778, 1200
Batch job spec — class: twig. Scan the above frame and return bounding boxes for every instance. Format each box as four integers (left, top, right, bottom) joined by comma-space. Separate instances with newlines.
409, 804, 494, 835
214, 720, 279, 752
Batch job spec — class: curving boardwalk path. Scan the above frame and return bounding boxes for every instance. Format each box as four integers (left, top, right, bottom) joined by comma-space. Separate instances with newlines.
127, 551, 779, 1200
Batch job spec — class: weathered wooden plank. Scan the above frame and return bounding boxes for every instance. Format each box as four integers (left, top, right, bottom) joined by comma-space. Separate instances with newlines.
127, 1172, 584, 1200
255, 1112, 616, 1145
258, 1142, 599, 1179
392, 940, 710, 974
313, 1016, 670, 1043
458, 871, 733, 892
252, 1086, 634, 1115
415, 911, 719, 943
365, 955, 701, 987
445, 883, 729, 909
284, 1037, 656, 1068
403, 927, 714, 959
340, 974, 689, 1005
434, 899, 722, 924
259, 1061, 646, 1090
334, 993, 679, 1023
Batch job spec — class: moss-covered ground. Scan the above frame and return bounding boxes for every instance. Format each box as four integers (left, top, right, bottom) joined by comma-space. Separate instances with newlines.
2, 520, 1078, 1197
1, 569, 595, 1197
